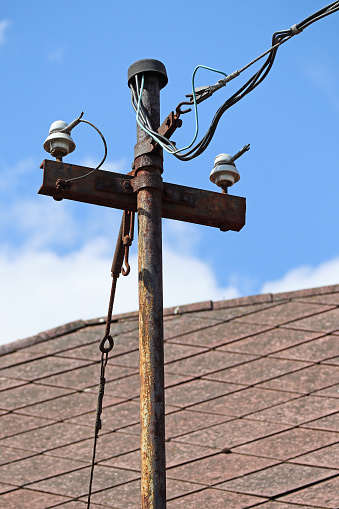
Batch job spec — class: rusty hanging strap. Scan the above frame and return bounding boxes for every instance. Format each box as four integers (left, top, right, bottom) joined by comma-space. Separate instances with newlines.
87, 213, 135, 509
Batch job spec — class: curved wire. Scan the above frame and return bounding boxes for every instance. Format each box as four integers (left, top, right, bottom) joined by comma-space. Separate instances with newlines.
63, 119, 108, 183
135, 65, 228, 156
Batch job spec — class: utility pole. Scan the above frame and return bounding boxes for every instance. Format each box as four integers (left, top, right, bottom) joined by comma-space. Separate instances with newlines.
130, 60, 167, 507
39, 59, 246, 508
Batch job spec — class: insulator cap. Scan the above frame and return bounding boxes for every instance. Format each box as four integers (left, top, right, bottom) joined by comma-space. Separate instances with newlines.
43, 120, 76, 157
128, 59, 168, 89
210, 153, 240, 188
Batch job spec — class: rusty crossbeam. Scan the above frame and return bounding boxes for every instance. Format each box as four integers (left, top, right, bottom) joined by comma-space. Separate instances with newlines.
39, 160, 246, 232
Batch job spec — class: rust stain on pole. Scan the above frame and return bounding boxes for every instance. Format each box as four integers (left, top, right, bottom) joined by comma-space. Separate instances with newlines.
138, 183, 165, 508
132, 63, 167, 508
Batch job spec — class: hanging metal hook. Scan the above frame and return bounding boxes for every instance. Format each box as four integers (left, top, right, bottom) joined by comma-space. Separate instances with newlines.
121, 210, 135, 276
175, 101, 192, 117
121, 242, 131, 276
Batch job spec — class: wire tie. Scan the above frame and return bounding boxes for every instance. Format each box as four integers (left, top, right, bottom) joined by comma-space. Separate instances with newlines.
290, 24, 303, 35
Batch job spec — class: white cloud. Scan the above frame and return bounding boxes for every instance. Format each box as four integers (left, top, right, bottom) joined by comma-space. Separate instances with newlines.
0, 240, 239, 345
4, 242, 338, 345
261, 256, 339, 295
0, 239, 114, 344
0, 158, 36, 192
0, 198, 79, 249
0, 195, 122, 253
4, 162, 338, 346
0, 20, 10, 45
0, 157, 127, 251
163, 246, 239, 306
163, 220, 201, 257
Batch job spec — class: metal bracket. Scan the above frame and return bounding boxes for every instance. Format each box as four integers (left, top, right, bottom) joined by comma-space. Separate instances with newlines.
157, 111, 182, 140
133, 111, 182, 161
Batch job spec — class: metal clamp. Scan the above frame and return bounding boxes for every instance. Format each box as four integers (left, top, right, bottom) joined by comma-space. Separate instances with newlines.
131, 173, 163, 192
134, 139, 160, 160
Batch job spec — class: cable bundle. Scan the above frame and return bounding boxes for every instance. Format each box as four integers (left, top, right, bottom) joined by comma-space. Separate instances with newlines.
130, 2, 339, 161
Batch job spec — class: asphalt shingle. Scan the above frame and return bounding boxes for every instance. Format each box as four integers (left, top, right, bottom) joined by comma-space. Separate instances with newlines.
0, 284, 338, 507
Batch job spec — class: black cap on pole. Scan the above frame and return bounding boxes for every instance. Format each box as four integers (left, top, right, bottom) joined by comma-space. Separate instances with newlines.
128, 59, 168, 89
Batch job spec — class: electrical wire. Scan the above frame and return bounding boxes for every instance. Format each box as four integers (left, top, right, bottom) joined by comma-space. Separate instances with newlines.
131, 77, 178, 151
131, 1, 339, 161
137, 66, 228, 154
297, 1, 339, 29
131, 66, 228, 154
131, 76, 152, 129
60, 115, 108, 183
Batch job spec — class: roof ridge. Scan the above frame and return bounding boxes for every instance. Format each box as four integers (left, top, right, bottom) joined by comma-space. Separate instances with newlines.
0, 320, 87, 356
1, 283, 338, 356
272, 283, 339, 301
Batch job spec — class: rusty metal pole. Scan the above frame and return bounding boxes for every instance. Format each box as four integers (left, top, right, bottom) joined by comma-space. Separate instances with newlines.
128, 59, 168, 508
39, 57, 246, 509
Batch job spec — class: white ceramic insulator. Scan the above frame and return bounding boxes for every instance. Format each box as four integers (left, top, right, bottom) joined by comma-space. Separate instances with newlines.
43, 120, 76, 156
210, 153, 240, 188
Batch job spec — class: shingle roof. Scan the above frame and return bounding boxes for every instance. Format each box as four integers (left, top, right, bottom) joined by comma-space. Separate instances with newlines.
0, 285, 339, 508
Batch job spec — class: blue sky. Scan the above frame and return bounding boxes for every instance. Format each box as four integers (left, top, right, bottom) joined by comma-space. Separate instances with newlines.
0, 1, 338, 343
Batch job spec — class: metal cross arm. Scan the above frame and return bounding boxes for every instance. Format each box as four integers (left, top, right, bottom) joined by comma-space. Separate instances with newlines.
39, 159, 246, 232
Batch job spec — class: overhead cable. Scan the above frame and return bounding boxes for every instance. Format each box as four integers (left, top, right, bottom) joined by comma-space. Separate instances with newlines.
131, 2, 339, 161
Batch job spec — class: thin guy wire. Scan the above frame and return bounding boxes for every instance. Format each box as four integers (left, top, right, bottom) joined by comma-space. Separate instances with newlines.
87, 350, 108, 509
87, 275, 117, 509
87, 212, 134, 508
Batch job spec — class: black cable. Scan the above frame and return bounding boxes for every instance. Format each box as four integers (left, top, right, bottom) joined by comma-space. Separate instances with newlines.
132, 2, 339, 162
296, 1, 339, 30
62, 118, 108, 183
176, 31, 287, 160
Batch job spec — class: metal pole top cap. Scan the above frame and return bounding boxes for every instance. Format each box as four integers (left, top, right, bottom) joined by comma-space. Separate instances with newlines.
128, 59, 168, 89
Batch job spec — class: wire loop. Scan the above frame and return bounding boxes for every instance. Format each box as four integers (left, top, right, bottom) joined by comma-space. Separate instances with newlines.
99, 334, 114, 354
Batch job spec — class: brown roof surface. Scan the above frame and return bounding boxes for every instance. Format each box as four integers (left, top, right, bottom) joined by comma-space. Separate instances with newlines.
0, 285, 339, 508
